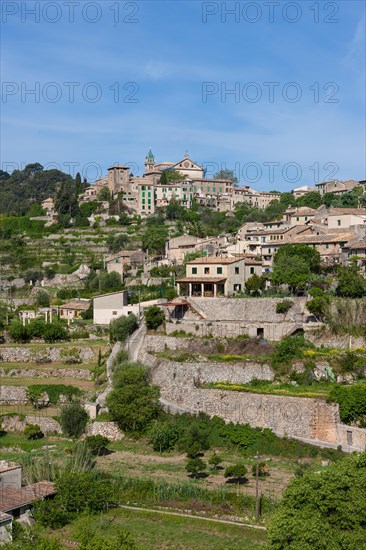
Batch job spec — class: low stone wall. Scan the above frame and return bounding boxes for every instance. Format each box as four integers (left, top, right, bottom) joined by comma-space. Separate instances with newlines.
306, 330, 366, 350
86, 421, 123, 441
0, 346, 97, 363
1, 415, 62, 434
150, 360, 366, 452
0, 386, 27, 404
0, 368, 92, 380
165, 320, 300, 340
147, 358, 274, 386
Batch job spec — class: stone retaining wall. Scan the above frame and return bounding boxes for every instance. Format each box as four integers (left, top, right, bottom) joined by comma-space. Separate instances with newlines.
150, 359, 366, 452
0, 386, 27, 404
165, 320, 301, 340
86, 421, 123, 441
1, 415, 62, 434
0, 346, 97, 363
306, 331, 366, 349
0, 368, 92, 380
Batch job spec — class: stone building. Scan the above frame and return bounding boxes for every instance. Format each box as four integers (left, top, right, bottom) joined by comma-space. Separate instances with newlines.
177, 256, 262, 297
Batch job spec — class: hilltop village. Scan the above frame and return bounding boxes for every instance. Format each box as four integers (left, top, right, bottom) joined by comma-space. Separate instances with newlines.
0, 154, 366, 546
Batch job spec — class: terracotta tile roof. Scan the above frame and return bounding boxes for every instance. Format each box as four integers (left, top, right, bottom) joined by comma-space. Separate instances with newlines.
177, 277, 227, 283
328, 208, 366, 216
187, 257, 242, 265
59, 300, 90, 311
0, 481, 56, 513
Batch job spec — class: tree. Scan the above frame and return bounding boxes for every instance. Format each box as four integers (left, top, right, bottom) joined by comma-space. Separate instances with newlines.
295, 191, 322, 209
267, 452, 366, 549
186, 457, 207, 478
42, 321, 69, 343
245, 274, 266, 295
107, 363, 161, 434
145, 306, 165, 330
213, 169, 238, 183
24, 424, 44, 439
252, 461, 269, 477
60, 402, 88, 438
142, 226, 169, 255
164, 169, 186, 183
336, 268, 366, 298
208, 452, 222, 471
85, 435, 110, 455
149, 421, 181, 453
224, 462, 248, 483
97, 187, 111, 202
35, 290, 50, 307
8, 320, 31, 343
306, 295, 330, 320
110, 314, 138, 343
56, 471, 114, 514
272, 245, 320, 293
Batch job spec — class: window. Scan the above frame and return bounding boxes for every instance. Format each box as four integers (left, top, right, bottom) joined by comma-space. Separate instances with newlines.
207, 187, 210, 192
250, 267, 255, 274
235, 267, 239, 274
347, 430, 353, 445
233, 284, 241, 291
217, 267, 222, 274
296, 217, 299, 221
192, 267, 197, 274
204, 267, 210, 274
112, 311, 117, 315
305, 216, 308, 221
219, 188, 223, 193
142, 191, 145, 197
142, 199, 145, 204
337, 220, 341, 226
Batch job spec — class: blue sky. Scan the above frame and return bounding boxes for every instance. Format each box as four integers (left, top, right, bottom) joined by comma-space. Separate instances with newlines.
1, 0, 365, 190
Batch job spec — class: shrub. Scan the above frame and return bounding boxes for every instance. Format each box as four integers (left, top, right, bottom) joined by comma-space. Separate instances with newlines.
60, 402, 88, 438
252, 461, 270, 477
35, 290, 50, 307
145, 306, 165, 331
186, 457, 207, 478
8, 320, 31, 343
27, 384, 82, 406
110, 314, 138, 343
276, 300, 293, 314
224, 462, 248, 482
149, 421, 182, 453
208, 452, 222, 471
85, 435, 110, 456
42, 321, 69, 342
328, 384, 366, 426
24, 423, 44, 440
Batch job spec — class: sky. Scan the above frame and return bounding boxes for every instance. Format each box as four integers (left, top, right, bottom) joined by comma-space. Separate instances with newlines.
1, 0, 365, 190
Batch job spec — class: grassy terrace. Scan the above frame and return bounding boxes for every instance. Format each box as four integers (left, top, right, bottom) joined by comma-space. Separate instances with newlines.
58, 507, 267, 549
156, 350, 272, 363
205, 380, 333, 399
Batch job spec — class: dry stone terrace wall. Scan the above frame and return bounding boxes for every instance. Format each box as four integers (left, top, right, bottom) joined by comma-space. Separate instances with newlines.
0, 346, 97, 363
144, 352, 366, 452
306, 331, 366, 350
0, 368, 92, 380
1, 415, 62, 434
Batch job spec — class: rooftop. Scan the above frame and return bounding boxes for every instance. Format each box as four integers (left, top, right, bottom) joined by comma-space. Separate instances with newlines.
187, 257, 243, 265
0, 481, 56, 513
59, 300, 90, 311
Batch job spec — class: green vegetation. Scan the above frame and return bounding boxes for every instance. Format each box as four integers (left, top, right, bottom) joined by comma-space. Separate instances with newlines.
60, 402, 88, 437
275, 299, 293, 314
224, 462, 248, 482
268, 451, 366, 548
27, 384, 83, 407
107, 361, 161, 434
145, 305, 165, 330
272, 245, 320, 292
186, 457, 207, 478
23, 423, 44, 440
328, 384, 366, 426
85, 435, 110, 455
110, 314, 138, 343
207, 381, 331, 399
